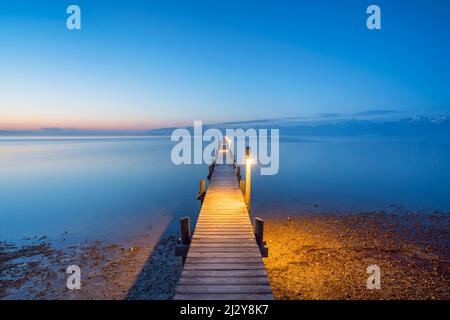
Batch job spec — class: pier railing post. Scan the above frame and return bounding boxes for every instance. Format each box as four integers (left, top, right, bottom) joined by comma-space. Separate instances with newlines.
175, 216, 191, 265
236, 166, 241, 182
254, 217, 268, 258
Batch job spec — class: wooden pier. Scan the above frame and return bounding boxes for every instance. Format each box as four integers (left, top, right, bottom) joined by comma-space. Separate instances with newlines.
174, 140, 273, 300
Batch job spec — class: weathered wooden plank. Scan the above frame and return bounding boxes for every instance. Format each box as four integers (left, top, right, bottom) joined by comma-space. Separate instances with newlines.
197, 219, 250, 222
194, 229, 251, 232
204, 197, 241, 200
195, 231, 256, 241
196, 222, 251, 225
187, 252, 262, 258
197, 220, 249, 222
181, 269, 268, 277
197, 220, 250, 223
191, 242, 257, 247
194, 226, 254, 230
200, 211, 247, 214
198, 214, 247, 217
193, 237, 254, 240
195, 224, 250, 227
199, 212, 248, 215
195, 223, 250, 226
193, 231, 253, 235
194, 231, 253, 234
179, 277, 270, 285
198, 218, 247, 221
190, 243, 257, 247
193, 235, 254, 238
176, 284, 273, 294
196, 220, 251, 223
198, 214, 249, 217
198, 215, 248, 217
187, 247, 260, 253
193, 235, 255, 239
183, 263, 265, 270
191, 246, 259, 250
202, 205, 247, 207
186, 257, 264, 264
192, 238, 255, 242
190, 245, 260, 251
174, 293, 274, 300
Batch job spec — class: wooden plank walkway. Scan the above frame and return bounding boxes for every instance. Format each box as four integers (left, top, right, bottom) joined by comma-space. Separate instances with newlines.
174, 141, 273, 300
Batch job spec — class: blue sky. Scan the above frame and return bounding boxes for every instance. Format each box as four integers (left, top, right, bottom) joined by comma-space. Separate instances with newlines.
1, 0, 449, 129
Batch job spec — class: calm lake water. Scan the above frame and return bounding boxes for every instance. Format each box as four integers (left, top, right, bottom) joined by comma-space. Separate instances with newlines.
1, 136, 449, 242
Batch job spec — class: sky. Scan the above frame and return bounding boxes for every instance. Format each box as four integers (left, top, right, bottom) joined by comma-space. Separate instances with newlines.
0, 0, 449, 130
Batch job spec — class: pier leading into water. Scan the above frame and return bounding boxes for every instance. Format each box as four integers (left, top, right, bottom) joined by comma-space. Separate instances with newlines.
174, 140, 273, 300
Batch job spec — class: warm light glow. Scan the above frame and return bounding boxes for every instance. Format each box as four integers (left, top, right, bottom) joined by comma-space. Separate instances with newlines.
246, 158, 253, 166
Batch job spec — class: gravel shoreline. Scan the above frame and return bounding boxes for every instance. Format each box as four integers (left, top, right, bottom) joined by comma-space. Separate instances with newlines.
0, 235, 181, 299
263, 212, 449, 299
1, 212, 448, 300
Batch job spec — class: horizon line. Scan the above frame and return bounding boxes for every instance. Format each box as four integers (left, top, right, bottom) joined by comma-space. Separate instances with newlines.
1, 113, 450, 135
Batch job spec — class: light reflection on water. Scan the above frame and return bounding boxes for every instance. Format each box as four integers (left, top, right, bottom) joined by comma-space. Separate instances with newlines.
254, 136, 450, 217
1, 135, 449, 241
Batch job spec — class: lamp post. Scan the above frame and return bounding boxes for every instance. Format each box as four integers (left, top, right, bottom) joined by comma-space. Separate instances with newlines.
245, 147, 252, 212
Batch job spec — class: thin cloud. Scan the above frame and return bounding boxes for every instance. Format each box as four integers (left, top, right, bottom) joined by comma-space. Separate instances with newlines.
353, 109, 397, 116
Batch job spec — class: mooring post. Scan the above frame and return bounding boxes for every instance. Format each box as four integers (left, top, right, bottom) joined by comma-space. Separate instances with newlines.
208, 160, 215, 180
200, 178, 205, 194
196, 178, 206, 204
180, 216, 191, 245
175, 216, 191, 265
254, 217, 264, 244
254, 217, 268, 258
245, 147, 252, 212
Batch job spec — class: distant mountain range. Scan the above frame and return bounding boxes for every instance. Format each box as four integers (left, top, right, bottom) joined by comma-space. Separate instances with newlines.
0, 127, 178, 136
1, 116, 449, 137
278, 116, 450, 137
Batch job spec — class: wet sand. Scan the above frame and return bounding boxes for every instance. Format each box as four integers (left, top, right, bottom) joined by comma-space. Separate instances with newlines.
1, 212, 448, 300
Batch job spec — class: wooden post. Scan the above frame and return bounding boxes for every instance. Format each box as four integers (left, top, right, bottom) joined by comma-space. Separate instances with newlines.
245, 147, 252, 212
180, 216, 191, 245
208, 161, 215, 180
240, 180, 245, 195
254, 217, 264, 245
254, 217, 268, 258
236, 166, 241, 182
196, 179, 206, 203
200, 179, 205, 194
175, 216, 191, 265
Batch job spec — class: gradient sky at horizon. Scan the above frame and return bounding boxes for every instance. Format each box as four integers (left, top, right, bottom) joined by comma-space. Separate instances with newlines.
1, 0, 449, 130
